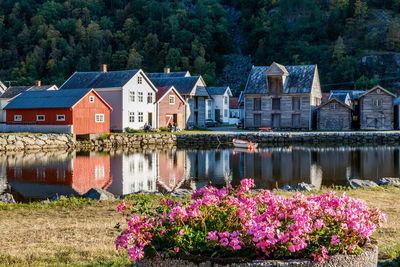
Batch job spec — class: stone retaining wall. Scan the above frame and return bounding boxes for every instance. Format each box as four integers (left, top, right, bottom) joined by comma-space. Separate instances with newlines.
1, 132, 400, 151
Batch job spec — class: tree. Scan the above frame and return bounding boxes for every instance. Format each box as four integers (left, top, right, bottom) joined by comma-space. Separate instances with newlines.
332, 36, 346, 64
126, 48, 143, 69
385, 20, 400, 51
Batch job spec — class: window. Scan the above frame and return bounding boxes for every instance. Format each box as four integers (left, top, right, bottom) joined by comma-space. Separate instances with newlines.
36, 115, 45, 121
138, 112, 143, 122
272, 98, 280, 110
95, 165, 105, 179
129, 112, 135, 123
169, 95, 175, 104
14, 115, 22, 121
147, 92, 153, 103
208, 109, 212, 119
57, 169, 65, 181
224, 96, 228, 105
95, 114, 104, 122
56, 115, 65, 121
292, 98, 300, 110
138, 76, 142, 84
373, 99, 383, 107
254, 98, 261, 111
224, 109, 228, 117
130, 91, 135, 102
138, 92, 143, 102
89, 96, 94, 103
330, 103, 337, 110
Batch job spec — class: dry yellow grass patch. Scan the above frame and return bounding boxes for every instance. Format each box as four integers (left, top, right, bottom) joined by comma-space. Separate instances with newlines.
0, 187, 399, 266
0, 201, 130, 266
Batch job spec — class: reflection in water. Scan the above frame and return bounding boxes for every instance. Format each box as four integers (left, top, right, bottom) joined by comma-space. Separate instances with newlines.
2, 146, 400, 200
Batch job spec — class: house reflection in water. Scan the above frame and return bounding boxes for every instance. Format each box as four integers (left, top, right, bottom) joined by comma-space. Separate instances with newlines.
5, 151, 112, 199
107, 150, 192, 195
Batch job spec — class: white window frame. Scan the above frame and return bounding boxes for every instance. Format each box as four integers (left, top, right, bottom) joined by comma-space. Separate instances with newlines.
138, 92, 143, 102
224, 96, 228, 105
169, 95, 175, 104
95, 165, 105, 179
129, 111, 135, 123
14, 115, 22, 121
224, 109, 228, 118
56, 114, 65, 121
147, 92, 153, 103
138, 76, 143, 84
36, 115, 45, 121
89, 96, 95, 103
138, 112, 143, 122
129, 91, 135, 102
95, 114, 104, 123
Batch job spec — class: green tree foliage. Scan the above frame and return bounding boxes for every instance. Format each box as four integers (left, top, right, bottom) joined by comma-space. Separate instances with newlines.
0, 0, 233, 86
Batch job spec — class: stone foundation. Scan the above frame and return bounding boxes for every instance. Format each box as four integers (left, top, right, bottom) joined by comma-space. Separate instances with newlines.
0, 132, 400, 151
136, 242, 378, 267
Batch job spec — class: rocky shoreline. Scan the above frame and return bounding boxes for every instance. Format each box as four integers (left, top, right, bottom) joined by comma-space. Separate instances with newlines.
1, 132, 400, 151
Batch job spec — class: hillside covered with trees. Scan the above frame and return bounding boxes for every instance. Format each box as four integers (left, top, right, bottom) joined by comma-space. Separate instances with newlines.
1, 0, 400, 93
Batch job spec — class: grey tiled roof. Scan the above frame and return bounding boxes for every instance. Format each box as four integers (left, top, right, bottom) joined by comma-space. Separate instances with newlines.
60, 70, 139, 89
0, 85, 57, 99
244, 65, 317, 94
150, 76, 201, 95
5, 89, 92, 109
207, 87, 229, 96
331, 90, 366, 100
146, 71, 190, 78
329, 92, 349, 104
0, 86, 32, 99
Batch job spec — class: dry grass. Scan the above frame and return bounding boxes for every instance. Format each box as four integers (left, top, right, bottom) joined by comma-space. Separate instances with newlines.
0, 187, 399, 266
0, 201, 131, 266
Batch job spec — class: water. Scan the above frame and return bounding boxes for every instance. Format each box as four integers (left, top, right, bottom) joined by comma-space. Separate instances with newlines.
1, 146, 399, 201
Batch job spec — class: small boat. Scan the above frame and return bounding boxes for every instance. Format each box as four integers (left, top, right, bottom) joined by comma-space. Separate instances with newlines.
232, 138, 258, 151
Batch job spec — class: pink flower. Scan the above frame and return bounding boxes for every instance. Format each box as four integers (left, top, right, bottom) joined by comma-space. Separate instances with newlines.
331, 235, 340, 245
175, 247, 179, 253
207, 231, 218, 241
220, 238, 229, 247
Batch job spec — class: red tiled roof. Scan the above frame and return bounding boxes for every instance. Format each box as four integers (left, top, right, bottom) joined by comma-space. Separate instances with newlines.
321, 93, 330, 104
155, 86, 173, 102
230, 97, 239, 109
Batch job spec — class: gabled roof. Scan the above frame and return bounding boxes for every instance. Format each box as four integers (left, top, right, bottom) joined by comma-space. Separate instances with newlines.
230, 97, 239, 109
329, 92, 350, 105
207, 86, 232, 97
331, 90, 366, 100
244, 64, 317, 95
265, 62, 289, 76
60, 70, 140, 89
155, 86, 185, 103
150, 76, 205, 96
317, 97, 352, 110
0, 85, 58, 99
4, 88, 112, 110
146, 71, 191, 79
0, 80, 6, 91
238, 91, 244, 105
359, 85, 395, 99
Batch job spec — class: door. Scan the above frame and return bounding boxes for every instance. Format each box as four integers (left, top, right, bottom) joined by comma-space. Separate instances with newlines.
272, 114, 280, 128
254, 114, 261, 127
194, 112, 198, 125
148, 112, 153, 127
173, 114, 177, 126
215, 109, 221, 122
292, 114, 300, 128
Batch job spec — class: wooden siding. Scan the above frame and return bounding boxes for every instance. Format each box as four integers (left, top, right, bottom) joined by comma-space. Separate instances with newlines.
360, 89, 394, 130
244, 95, 312, 129
6, 108, 73, 125
72, 90, 111, 134
157, 90, 186, 129
317, 102, 352, 130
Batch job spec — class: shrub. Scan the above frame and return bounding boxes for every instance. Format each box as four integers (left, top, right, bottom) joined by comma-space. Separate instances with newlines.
159, 127, 169, 132
115, 179, 386, 263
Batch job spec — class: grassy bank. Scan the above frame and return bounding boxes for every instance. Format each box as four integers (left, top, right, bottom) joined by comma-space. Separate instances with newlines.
0, 187, 399, 266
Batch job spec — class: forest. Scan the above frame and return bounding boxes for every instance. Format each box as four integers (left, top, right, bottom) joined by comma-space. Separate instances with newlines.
1, 0, 400, 93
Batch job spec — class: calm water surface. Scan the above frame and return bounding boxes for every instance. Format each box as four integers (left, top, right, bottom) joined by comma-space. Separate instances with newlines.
1, 146, 399, 201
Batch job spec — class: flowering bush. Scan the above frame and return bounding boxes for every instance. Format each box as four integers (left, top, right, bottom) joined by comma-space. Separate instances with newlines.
115, 179, 386, 263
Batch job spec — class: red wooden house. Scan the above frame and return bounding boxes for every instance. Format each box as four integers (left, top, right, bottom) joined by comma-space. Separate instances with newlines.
7, 153, 112, 199
4, 88, 112, 134
155, 86, 186, 129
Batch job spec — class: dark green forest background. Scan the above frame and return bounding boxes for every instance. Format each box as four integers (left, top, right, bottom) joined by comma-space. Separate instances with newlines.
1, 0, 400, 93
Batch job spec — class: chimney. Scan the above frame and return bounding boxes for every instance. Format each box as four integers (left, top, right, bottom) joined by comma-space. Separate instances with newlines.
101, 64, 107, 73
164, 67, 170, 74
35, 80, 41, 86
